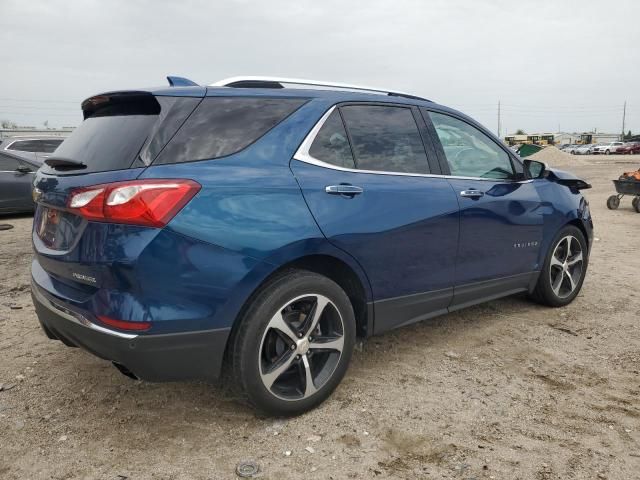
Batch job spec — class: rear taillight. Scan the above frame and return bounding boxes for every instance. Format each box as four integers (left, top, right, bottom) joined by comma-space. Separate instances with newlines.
68, 179, 200, 227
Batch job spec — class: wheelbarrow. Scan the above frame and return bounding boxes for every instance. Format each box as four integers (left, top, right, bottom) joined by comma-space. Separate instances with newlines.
607, 179, 640, 212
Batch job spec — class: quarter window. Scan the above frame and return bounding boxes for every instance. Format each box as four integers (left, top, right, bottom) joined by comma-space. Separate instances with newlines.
155, 97, 306, 164
427, 111, 514, 180
308, 110, 355, 169
340, 105, 429, 174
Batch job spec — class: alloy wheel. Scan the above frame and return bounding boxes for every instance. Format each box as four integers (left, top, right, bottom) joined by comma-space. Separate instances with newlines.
549, 235, 584, 299
259, 294, 345, 401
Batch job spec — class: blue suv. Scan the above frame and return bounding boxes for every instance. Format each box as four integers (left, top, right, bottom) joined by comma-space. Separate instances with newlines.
31, 76, 593, 415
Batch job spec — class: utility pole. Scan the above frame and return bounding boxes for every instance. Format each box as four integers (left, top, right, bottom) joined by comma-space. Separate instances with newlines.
621, 101, 627, 140
497, 101, 501, 138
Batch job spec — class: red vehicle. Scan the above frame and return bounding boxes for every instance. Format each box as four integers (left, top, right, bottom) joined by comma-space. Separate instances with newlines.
618, 142, 640, 154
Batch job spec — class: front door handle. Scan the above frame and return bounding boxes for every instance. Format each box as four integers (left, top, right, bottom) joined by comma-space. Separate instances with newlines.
325, 185, 364, 196
460, 189, 484, 198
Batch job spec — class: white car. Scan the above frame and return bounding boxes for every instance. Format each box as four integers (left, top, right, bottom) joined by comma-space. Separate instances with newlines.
573, 144, 596, 155
593, 142, 624, 155
565, 144, 580, 154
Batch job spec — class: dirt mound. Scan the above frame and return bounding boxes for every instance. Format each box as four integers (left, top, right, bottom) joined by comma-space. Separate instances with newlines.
529, 146, 587, 168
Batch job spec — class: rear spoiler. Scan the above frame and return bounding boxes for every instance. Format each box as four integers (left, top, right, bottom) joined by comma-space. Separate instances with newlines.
81, 91, 160, 119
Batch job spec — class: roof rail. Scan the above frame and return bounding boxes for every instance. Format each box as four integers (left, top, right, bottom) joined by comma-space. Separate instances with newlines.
210, 76, 430, 102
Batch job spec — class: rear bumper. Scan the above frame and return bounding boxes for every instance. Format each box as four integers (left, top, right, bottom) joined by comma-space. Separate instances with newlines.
31, 280, 230, 382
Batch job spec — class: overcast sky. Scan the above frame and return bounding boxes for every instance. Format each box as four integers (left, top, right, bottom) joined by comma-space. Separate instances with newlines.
1, 0, 638, 135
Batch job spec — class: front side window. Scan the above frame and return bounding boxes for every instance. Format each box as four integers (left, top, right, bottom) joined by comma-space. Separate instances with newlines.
0, 153, 21, 171
427, 111, 514, 180
308, 110, 355, 169
340, 105, 429, 174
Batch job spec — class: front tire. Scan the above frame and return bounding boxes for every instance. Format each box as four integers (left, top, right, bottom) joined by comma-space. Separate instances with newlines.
530, 226, 588, 307
633, 197, 640, 213
229, 271, 356, 416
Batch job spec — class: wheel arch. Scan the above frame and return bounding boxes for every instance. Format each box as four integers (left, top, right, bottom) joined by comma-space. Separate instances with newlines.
567, 218, 590, 248
223, 252, 373, 373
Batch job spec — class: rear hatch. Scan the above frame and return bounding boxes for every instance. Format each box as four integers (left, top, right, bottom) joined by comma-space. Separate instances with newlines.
32, 88, 204, 296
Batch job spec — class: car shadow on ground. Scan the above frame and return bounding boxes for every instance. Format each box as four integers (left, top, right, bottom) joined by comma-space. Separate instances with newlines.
32, 292, 542, 426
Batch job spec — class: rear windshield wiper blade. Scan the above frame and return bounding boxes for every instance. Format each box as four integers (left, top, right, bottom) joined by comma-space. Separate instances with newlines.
44, 157, 87, 170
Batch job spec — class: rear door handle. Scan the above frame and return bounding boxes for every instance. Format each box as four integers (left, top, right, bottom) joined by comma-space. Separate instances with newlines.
460, 189, 484, 198
325, 185, 364, 196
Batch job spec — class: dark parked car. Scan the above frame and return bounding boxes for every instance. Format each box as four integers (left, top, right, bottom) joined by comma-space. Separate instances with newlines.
0, 150, 39, 214
31, 76, 593, 415
618, 142, 640, 154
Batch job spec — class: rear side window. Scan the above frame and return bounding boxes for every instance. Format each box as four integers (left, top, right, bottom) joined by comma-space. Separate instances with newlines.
340, 105, 429, 174
308, 110, 355, 169
155, 97, 306, 165
8, 139, 64, 153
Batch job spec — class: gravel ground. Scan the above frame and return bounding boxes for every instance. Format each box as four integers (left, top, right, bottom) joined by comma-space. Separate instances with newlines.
1, 154, 639, 479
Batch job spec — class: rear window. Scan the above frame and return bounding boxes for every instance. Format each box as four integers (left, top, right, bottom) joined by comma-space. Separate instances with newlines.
154, 97, 306, 165
41, 94, 199, 175
340, 105, 430, 174
7, 139, 64, 153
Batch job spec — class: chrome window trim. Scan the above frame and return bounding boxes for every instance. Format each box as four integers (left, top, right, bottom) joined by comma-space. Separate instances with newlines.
293, 105, 533, 183
31, 281, 138, 340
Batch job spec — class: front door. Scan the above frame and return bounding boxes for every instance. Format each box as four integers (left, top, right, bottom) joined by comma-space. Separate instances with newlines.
424, 109, 544, 308
0, 153, 35, 213
291, 103, 460, 333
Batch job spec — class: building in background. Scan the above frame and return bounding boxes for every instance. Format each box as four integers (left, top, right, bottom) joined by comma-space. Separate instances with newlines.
504, 131, 622, 146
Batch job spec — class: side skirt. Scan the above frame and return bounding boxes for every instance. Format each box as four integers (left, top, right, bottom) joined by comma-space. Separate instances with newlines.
371, 272, 539, 336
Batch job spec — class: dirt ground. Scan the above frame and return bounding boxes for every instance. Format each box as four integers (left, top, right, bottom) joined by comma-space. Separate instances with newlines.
1, 153, 639, 480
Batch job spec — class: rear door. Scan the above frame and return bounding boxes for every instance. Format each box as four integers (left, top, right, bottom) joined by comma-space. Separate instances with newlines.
423, 109, 544, 308
292, 103, 460, 334
0, 153, 35, 212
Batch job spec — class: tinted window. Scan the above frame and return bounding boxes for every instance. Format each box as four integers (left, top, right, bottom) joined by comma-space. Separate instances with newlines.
0, 153, 21, 171
8, 139, 64, 153
340, 105, 429, 174
51, 115, 156, 173
155, 97, 306, 165
428, 111, 514, 180
41, 95, 199, 175
308, 110, 355, 168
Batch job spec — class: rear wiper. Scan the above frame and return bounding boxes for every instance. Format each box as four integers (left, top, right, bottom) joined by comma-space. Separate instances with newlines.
44, 157, 87, 170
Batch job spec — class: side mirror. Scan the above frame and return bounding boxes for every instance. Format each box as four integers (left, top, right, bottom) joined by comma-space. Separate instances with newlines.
16, 165, 33, 174
523, 159, 548, 179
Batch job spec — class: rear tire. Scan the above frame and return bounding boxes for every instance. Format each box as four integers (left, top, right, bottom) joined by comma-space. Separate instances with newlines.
229, 270, 356, 416
607, 195, 620, 210
633, 197, 640, 213
530, 225, 588, 307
